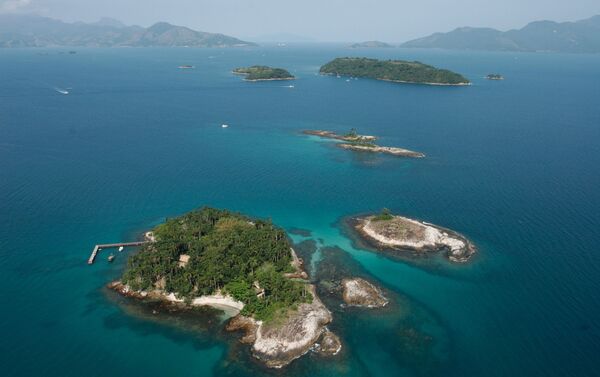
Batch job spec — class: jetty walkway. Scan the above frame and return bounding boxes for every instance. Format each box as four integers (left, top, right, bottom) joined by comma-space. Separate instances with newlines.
87, 242, 146, 264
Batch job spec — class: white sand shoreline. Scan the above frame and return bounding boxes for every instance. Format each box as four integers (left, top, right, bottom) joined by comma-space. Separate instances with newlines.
110, 282, 244, 316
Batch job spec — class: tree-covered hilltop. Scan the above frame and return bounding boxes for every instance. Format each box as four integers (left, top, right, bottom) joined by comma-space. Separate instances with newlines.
319, 57, 469, 85
122, 207, 311, 321
349, 41, 393, 48
233, 65, 295, 81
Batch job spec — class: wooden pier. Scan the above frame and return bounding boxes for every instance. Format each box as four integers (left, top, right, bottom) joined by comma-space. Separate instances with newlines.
88, 241, 146, 264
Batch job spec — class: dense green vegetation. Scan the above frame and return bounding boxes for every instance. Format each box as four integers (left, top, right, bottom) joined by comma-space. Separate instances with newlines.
233, 65, 295, 81
122, 207, 311, 321
373, 208, 394, 221
342, 128, 376, 146
320, 57, 469, 85
349, 41, 393, 48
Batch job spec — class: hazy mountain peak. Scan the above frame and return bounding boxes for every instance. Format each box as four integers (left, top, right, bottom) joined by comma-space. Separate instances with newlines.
402, 14, 600, 53
93, 17, 126, 28
0, 15, 256, 48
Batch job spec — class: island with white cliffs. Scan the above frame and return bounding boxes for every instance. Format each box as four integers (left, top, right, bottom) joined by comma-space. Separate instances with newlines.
350, 209, 476, 263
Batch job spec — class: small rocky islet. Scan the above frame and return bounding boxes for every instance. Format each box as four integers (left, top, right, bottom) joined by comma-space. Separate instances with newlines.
342, 278, 389, 308
486, 73, 504, 80
349, 209, 476, 263
303, 129, 425, 158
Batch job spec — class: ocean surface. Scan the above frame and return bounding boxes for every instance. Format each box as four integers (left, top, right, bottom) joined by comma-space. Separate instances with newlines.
1, 45, 599, 377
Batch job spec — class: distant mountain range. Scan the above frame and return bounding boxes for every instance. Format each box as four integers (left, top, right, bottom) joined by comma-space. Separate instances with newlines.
0, 14, 255, 48
402, 15, 600, 53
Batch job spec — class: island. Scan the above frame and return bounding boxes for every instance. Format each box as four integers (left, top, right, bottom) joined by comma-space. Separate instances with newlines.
303, 129, 425, 158
486, 74, 504, 80
232, 66, 295, 81
342, 278, 388, 308
350, 209, 476, 263
319, 57, 470, 86
349, 41, 394, 48
110, 207, 338, 368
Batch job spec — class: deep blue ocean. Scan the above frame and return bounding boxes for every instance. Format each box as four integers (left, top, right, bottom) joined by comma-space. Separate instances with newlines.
1, 45, 599, 377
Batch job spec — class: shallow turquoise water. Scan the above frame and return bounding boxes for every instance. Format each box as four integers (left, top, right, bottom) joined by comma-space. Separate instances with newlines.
1, 45, 599, 377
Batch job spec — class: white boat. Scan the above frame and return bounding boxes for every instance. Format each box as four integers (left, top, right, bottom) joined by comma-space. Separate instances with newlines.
55, 88, 69, 95
222, 124, 229, 128
118, 246, 124, 252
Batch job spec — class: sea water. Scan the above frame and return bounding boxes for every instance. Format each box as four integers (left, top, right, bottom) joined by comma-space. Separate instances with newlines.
1, 45, 599, 377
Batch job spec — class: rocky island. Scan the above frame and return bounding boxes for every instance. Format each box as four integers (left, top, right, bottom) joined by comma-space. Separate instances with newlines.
303, 129, 425, 158
342, 278, 388, 308
110, 207, 337, 368
351, 209, 476, 263
233, 66, 295, 81
320, 57, 470, 86
486, 74, 504, 80
349, 41, 394, 48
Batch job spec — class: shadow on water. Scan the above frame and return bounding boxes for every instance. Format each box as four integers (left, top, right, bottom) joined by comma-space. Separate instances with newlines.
103, 286, 225, 352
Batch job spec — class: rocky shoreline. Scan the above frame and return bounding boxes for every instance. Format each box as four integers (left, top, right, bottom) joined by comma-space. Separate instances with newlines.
351, 214, 476, 263
379, 78, 472, 86
110, 246, 339, 369
244, 77, 295, 82
248, 285, 335, 368
302, 129, 377, 142
338, 143, 425, 158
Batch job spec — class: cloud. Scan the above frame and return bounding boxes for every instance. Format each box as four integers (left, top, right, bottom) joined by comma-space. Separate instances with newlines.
0, 0, 32, 13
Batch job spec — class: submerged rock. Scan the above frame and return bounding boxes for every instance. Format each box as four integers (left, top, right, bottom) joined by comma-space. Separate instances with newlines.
315, 329, 342, 355
342, 278, 388, 308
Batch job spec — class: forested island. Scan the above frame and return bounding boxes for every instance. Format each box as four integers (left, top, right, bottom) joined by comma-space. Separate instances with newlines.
320, 57, 470, 86
110, 207, 338, 368
349, 41, 393, 48
233, 66, 295, 81
303, 129, 425, 158
349, 209, 476, 263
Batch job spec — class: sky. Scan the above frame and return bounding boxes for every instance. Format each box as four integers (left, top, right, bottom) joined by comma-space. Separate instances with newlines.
1, 0, 599, 42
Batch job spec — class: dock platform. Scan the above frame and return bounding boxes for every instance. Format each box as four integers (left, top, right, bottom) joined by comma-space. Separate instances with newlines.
87, 241, 146, 264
